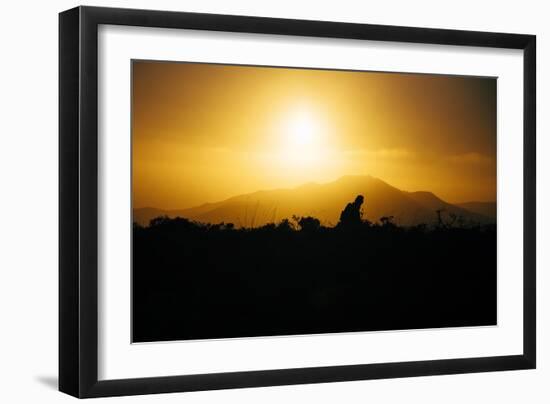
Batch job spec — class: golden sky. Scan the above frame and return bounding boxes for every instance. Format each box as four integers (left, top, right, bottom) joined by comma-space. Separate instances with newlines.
132, 61, 496, 210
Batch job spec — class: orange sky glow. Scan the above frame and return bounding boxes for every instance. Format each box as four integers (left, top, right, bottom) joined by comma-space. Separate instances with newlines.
132, 61, 496, 210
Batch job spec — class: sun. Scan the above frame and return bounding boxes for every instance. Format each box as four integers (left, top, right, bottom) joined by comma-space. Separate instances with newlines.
276, 107, 329, 169
286, 112, 317, 147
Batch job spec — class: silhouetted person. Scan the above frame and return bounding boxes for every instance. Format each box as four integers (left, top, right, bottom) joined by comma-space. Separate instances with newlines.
338, 195, 364, 227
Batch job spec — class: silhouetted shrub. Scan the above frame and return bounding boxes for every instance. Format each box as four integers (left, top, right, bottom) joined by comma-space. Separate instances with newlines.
295, 216, 321, 232
379, 215, 396, 228
277, 218, 295, 232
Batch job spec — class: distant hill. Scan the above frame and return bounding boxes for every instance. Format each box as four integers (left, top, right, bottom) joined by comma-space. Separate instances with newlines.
134, 175, 494, 227
456, 202, 496, 220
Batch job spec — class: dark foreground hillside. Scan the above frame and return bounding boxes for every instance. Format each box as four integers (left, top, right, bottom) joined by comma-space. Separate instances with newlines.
133, 211, 496, 342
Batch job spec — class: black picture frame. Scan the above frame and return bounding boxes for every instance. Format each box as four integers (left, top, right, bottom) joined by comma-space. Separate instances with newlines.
59, 6, 536, 398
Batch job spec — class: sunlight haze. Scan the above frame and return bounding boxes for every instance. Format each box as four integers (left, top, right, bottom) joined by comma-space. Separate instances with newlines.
132, 61, 496, 210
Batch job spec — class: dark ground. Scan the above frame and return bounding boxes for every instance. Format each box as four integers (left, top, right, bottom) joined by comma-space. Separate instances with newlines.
132, 213, 496, 342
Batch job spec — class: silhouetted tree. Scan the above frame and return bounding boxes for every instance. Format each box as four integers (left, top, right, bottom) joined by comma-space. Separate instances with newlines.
338, 195, 364, 228
149, 215, 172, 227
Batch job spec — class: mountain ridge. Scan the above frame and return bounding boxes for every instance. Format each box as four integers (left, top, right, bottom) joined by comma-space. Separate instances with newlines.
134, 175, 495, 227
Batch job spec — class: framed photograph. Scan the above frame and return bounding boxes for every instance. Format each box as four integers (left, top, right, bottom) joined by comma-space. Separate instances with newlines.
59, 6, 536, 398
